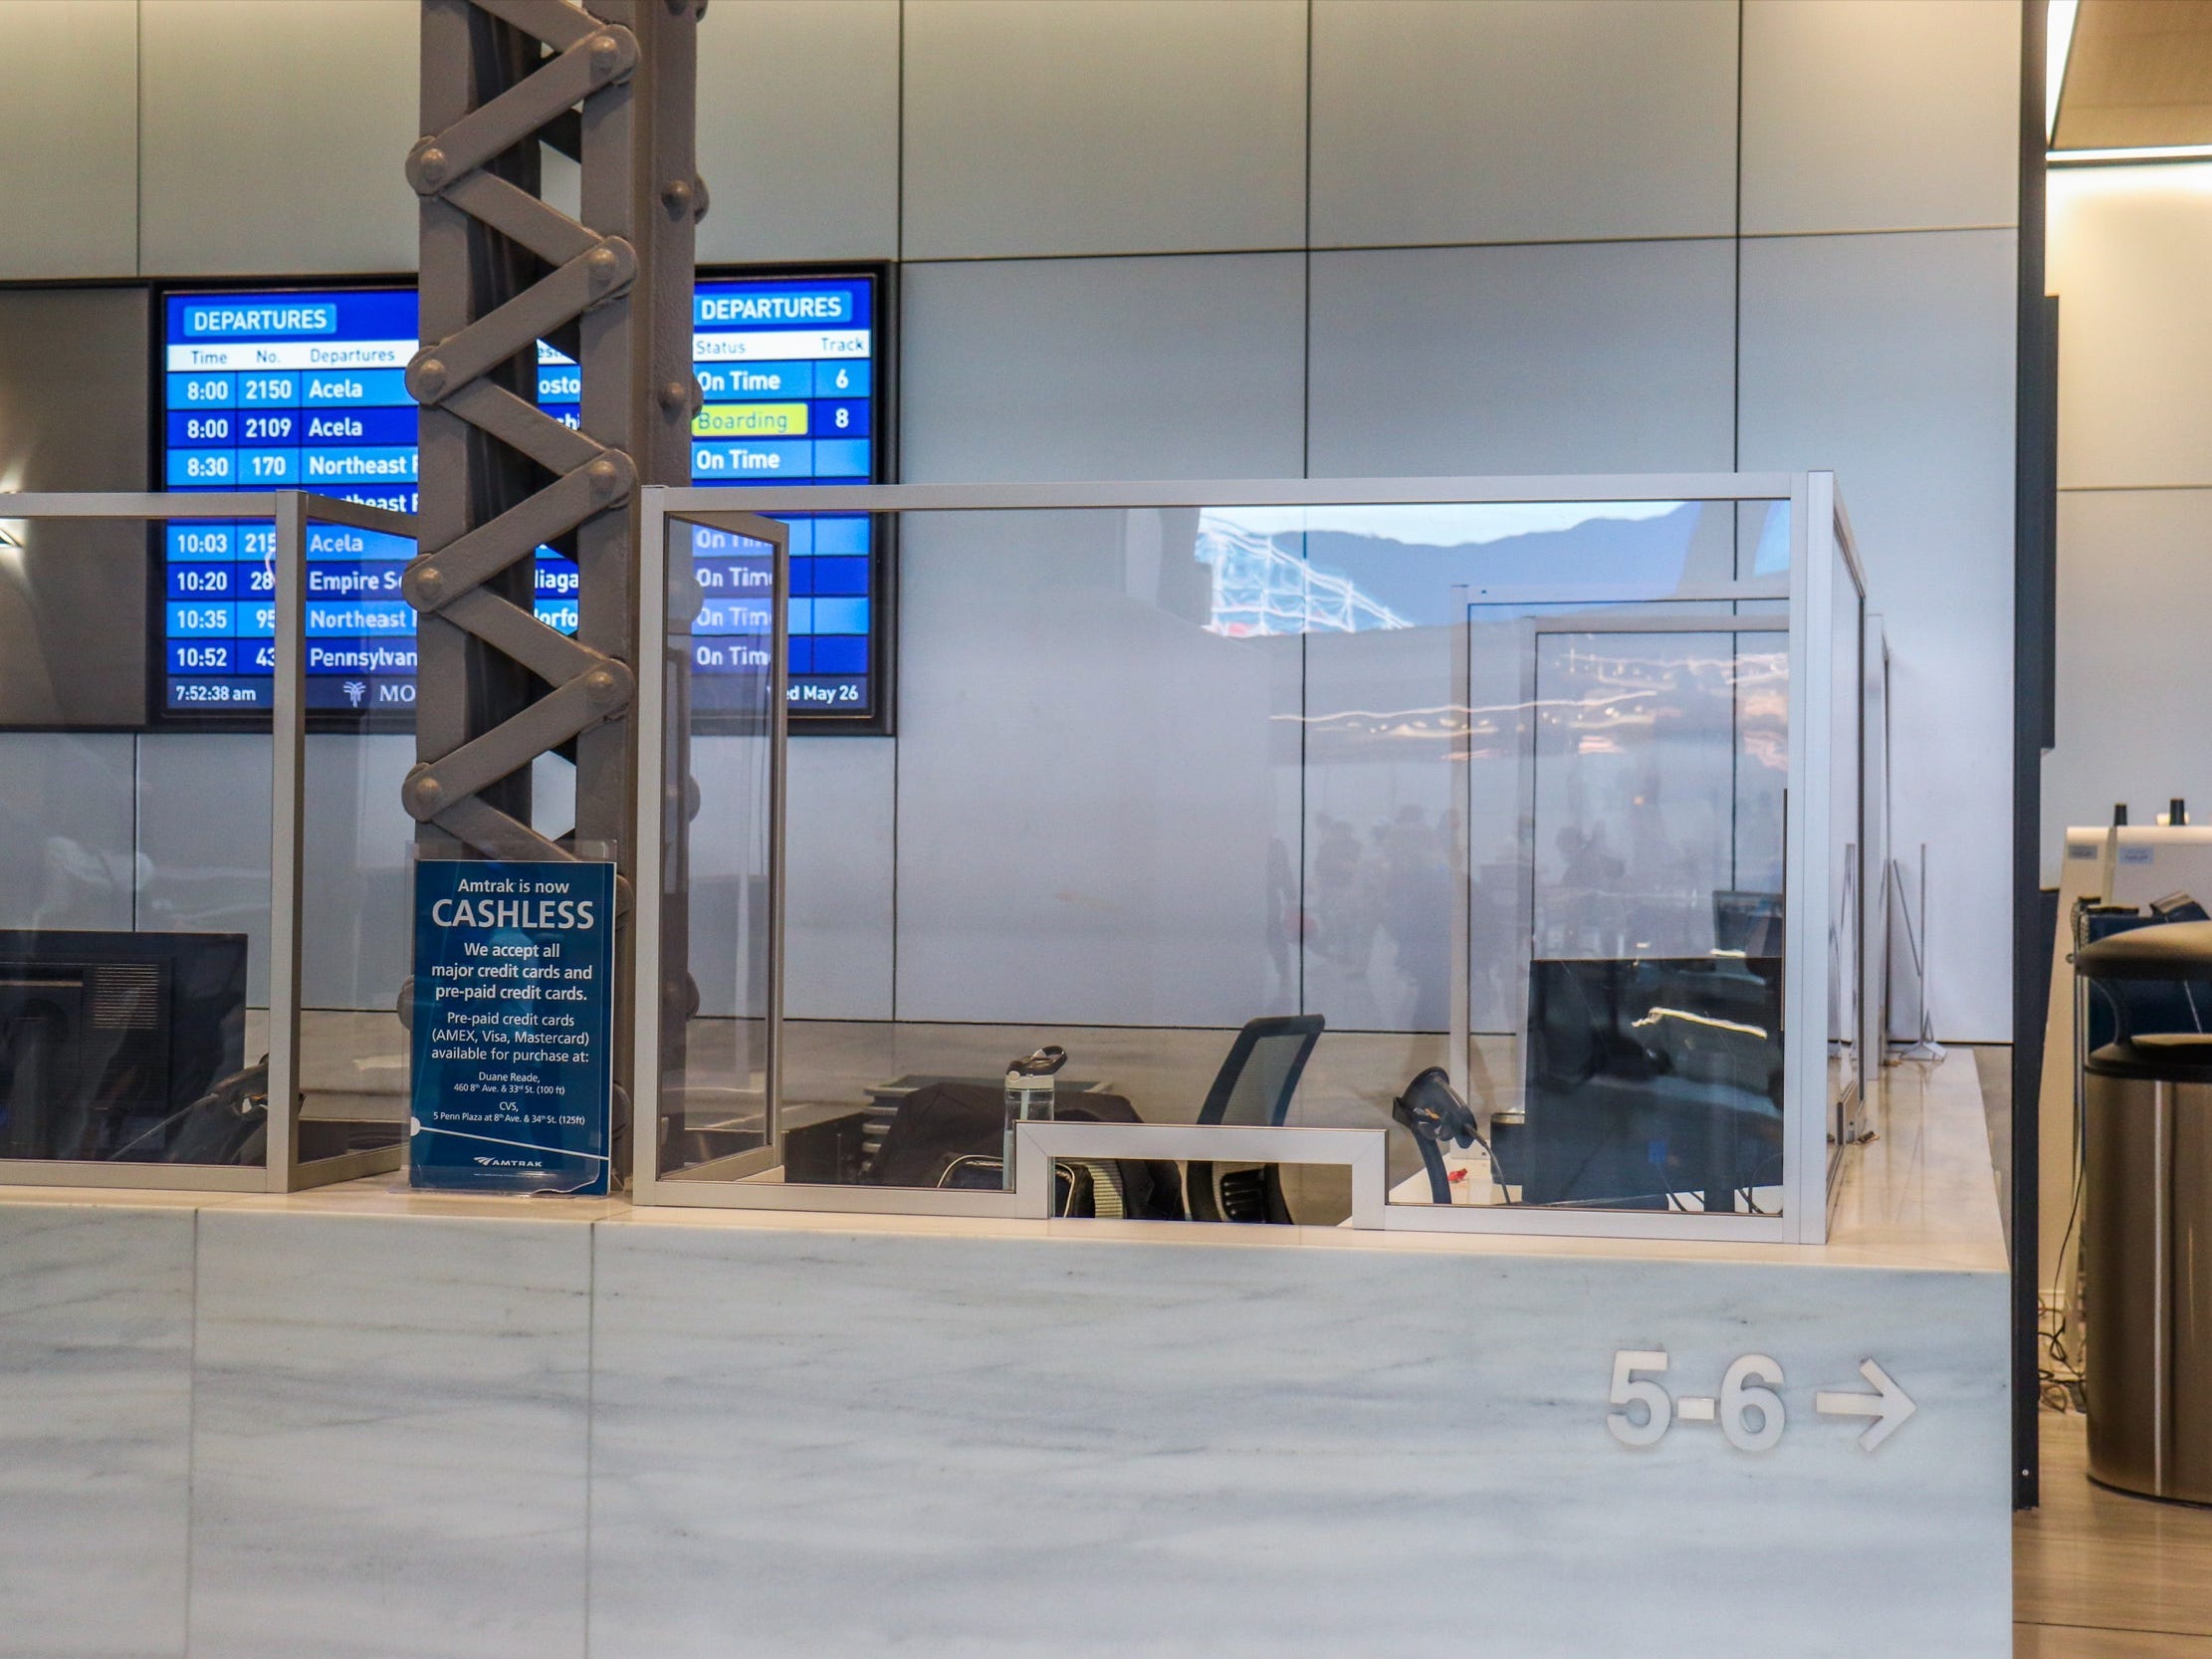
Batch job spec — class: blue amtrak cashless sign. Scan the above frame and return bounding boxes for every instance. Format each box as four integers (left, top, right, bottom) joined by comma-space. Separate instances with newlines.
408, 859, 615, 1195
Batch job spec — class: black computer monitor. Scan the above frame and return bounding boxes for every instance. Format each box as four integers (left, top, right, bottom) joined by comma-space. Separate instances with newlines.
0, 930, 249, 1163
1712, 890, 1785, 957
1519, 955, 1785, 1211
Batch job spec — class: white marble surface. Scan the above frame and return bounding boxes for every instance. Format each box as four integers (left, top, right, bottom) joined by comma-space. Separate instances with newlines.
586, 1224, 2007, 1659
185, 1213, 593, 1659
0, 1055, 2010, 1656
0, 1204, 193, 1659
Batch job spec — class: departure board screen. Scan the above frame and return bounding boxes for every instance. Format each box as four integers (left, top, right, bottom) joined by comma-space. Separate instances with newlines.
156, 271, 886, 723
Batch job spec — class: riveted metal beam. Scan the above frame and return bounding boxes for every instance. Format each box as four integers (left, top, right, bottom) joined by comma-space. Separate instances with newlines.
412, 0, 704, 1180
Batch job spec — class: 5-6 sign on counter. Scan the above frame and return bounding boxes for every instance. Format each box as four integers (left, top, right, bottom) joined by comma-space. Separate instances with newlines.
1606, 1348, 1917, 1453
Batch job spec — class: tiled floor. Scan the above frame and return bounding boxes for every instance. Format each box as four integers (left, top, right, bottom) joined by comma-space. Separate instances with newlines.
2018, 1412, 2212, 1655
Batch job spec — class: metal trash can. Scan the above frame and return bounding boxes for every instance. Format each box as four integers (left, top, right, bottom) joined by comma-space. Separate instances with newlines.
2078, 920, 2212, 1503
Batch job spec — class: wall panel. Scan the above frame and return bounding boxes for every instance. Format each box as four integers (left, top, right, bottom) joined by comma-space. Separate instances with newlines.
138, 0, 418, 277
0, 286, 152, 728
782, 736, 896, 1022
298, 734, 415, 1013
894, 509, 1301, 1028
0, 0, 136, 280
901, 0, 1307, 260
0, 736, 138, 937
134, 732, 273, 1006
1307, 240, 1737, 477
2048, 164, 2212, 491
1738, 228, 2018, 1041
1740, 0, 2019, 236
900, 253, 1306, 482
1310, 0, 1738, 249
696, 0, 899, 266
2043, 488, 2212, 876
893, 251, 1306, 1025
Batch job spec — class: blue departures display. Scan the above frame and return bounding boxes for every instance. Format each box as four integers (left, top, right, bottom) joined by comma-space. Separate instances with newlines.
160, 275, 882, 718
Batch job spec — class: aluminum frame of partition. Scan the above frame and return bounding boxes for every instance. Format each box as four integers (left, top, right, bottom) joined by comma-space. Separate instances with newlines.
0, 489, 415, 1193
631, 475, 1873, 1245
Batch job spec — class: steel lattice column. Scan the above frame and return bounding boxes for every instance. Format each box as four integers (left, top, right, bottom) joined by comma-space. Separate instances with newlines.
406, 0, 704, 1165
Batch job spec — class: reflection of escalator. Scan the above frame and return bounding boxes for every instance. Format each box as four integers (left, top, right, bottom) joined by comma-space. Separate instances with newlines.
1518, 956, 1785, 1211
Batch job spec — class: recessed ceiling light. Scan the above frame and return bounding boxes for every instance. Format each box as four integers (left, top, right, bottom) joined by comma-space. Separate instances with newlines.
2050, 143, 2212, 166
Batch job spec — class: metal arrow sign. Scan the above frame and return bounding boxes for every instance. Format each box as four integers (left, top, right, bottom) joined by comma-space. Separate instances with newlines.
1815, 1359, 1916, 1451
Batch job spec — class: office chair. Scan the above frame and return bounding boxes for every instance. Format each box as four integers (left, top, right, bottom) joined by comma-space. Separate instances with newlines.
1186, 1014, 1326, 1224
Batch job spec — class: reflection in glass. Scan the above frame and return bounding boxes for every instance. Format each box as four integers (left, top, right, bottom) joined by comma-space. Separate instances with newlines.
1433, 607, 1790, 1214
641, 497, 1824, 1232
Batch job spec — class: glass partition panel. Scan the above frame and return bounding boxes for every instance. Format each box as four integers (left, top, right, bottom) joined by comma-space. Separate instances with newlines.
646, 490, 1820, 1235
1828, 519, 1868, 1164
654, 517, 783, 1185
0, 506, 276, 1173
1436, 599, 1792, 1215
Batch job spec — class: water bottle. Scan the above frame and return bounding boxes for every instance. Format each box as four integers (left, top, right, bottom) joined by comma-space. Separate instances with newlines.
1001, 1046, 1068, 1186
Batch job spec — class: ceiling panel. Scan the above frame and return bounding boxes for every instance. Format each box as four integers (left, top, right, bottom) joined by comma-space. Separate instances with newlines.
2055, 0, 2212, 150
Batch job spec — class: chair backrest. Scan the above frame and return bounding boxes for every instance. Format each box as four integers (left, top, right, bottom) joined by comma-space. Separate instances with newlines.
1196, 1015, 1326, 1126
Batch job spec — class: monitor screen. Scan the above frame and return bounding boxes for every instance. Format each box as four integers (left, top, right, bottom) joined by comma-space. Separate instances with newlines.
156, 269, 887, 724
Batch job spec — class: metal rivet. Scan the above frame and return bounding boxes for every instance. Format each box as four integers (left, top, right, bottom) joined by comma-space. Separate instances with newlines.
586, 456, 621, 496
660, 178, 693, 213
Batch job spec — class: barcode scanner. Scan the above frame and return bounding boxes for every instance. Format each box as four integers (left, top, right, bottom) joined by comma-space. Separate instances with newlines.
1392, 1066, 1483, 1206
1007, 1045, 1067, 1078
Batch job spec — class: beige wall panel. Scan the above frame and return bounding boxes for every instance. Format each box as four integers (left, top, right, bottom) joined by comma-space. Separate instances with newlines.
0, 1, 136, 279
900, 253, 1306, 482
697, 0, 899, 265
2049, 163, 2212, 489
1306, 239, 1737, 476
2044, 488, 2212, 878
901, 0, 1306, 260
1741, 0, 2019, 235
139, 0, 419, 277
1310, 0, 1738, 248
